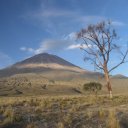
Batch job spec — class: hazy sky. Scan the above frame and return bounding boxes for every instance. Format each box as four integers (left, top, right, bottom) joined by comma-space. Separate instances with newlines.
0, 0, 128, 75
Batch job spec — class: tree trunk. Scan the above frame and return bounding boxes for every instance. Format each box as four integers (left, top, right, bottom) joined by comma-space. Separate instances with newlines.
106, 79, 113, 99
104, 67, 113, 98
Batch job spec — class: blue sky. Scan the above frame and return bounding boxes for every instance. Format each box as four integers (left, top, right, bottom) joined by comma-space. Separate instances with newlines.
0, 0, 128, 76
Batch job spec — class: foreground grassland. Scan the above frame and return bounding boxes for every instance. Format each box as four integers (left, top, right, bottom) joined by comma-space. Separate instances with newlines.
0, 95, 128, 128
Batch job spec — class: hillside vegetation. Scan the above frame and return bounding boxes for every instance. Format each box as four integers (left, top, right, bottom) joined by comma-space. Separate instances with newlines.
0, 73, 128, 97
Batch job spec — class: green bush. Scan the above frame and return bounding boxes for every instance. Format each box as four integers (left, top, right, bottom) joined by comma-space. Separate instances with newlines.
83, 82, 102, 95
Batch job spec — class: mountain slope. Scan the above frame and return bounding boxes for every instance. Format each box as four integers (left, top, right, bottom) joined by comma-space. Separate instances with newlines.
0, 53, 86, 78
15, 53, 77, 66
111, 74, 128, 79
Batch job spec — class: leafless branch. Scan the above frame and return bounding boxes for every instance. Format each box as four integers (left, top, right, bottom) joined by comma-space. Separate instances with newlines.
109, 49, 128, 73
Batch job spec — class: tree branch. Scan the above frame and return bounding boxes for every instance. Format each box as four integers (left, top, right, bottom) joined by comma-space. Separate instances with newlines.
109, 49, 128, 73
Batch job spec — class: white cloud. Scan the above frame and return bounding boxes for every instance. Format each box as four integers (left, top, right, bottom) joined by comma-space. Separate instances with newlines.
64, 32, 77, 40
35, 39, 72, 54
20, 47, 35, 53
0, 52, 13, 69
20, 47, 27, 51
20, 31, 93, 54
67, 44, 92, 50
27, 48, 35, 52
20, 39, 72, 54
20, 32, 80, 55
67, 44, 81, 49
112, 21, 126, 26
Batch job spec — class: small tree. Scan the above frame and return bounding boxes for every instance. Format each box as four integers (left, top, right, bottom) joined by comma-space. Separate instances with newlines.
83, 82, 102, 95
77, 21, 128, 98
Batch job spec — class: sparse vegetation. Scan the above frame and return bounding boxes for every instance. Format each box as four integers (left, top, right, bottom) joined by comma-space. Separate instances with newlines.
0, 95, 127, 128
0, 73, 128, 128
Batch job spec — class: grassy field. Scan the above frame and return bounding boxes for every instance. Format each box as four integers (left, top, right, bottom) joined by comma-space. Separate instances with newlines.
0, 95, 128, 128
0, 74, 128, 127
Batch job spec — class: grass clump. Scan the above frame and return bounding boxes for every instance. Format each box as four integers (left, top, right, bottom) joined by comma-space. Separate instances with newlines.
107, 109, 120, 128
26, 123, 38, 128
56, 122, 65, 128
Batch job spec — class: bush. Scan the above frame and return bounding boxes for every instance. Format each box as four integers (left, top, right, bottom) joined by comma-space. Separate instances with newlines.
83, 82, 102, 95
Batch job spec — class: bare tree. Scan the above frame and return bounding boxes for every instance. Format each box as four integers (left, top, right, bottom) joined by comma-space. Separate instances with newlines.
77, 21, 128, 98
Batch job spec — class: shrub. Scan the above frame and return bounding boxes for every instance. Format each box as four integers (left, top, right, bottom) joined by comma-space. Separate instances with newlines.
83, 82, 102, 95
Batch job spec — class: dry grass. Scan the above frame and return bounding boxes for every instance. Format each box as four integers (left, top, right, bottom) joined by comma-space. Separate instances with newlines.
0, 95, 127, 127
0, 73, 128, 97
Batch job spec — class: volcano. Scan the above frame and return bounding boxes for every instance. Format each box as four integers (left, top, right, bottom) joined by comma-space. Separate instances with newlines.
0, 53, 86, 78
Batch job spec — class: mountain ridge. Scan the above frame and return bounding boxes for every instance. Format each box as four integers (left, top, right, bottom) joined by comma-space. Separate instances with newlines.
14, 53, 79, 67
0, 53, 87, 78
